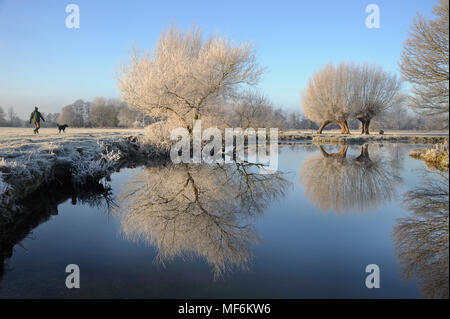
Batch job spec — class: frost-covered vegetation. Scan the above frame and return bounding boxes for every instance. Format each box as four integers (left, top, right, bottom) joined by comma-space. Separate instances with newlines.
410, 142, 449, 171
399, 0, 449, 128
118, 26, 263, 134
299, 0, 448, 134
279, 129, 449, 145
301, 62, 403, 134
0, 173, 9, 197
0, 127, 147, 211
117, 25, 289, 147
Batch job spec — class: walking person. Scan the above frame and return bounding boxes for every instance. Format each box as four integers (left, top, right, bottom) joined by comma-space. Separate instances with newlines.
29, 106, 45, 134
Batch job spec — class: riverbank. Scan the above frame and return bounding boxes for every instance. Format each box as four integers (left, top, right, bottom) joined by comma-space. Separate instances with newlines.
279, 130, 449, 145
1, 127, 449, 212
0, 128, 154, 213
409, 144, 449, 172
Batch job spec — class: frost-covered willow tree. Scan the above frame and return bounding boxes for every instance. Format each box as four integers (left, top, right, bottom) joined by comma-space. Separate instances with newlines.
399, 0, 449, 127
118, 26, 263, 137
301, 63, 354, 134
352, 63, 403, 134
302, 62, 403, 134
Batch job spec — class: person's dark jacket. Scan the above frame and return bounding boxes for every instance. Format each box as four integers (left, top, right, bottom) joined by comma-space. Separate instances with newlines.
29, 110, 45, 124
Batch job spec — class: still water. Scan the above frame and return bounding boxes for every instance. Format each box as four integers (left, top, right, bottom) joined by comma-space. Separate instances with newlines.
0, 143, 448, 298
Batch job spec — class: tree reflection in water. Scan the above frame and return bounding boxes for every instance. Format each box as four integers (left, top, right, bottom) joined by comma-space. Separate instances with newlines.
394, 171, 449, 299
299, 144, 402, 213
115, 162, 289, 278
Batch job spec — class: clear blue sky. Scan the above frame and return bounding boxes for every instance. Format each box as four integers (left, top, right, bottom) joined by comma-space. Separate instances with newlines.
0, 0, 436, 118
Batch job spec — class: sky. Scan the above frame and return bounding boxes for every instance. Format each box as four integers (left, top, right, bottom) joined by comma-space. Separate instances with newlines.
0, 0, 437, 119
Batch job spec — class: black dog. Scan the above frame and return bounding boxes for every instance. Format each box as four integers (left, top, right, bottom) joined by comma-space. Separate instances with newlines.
57, 124, 69, 133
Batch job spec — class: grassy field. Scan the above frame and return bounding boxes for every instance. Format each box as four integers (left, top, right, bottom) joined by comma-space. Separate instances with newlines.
0, 127, 143, 155
0, 127, 144, 166
0, 127, 143, 142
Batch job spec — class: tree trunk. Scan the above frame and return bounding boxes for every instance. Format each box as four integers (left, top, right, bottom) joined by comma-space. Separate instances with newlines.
358, 118, 372, 135
364, 119, 371, 135
358, 118, 365, 134
338, 120, 350, 134
317, 120, 350, 134
317, 120, 331, 134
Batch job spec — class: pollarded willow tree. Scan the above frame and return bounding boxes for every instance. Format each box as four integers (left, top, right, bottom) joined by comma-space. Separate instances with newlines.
352, 63, 403, 134
118, 25, 263, 137
301, 62, 354, 134
399, 0, 449, 128
302, 62, 403, 134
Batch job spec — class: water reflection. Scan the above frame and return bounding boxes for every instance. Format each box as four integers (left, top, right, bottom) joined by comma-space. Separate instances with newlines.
0, 181, 115, 283
1, 143, 447, 298
299, 144, 402, 213
115, 162, 289, 278
394, 171, 449, 299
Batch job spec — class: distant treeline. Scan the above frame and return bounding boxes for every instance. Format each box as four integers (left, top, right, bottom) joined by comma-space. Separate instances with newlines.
0, 98, 445, 131
0, 98, 155, 129
55, 98, 155, 128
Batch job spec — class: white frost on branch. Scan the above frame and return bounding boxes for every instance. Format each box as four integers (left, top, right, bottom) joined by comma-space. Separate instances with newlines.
0, 171, 9, 197
70, 141, 122, 184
